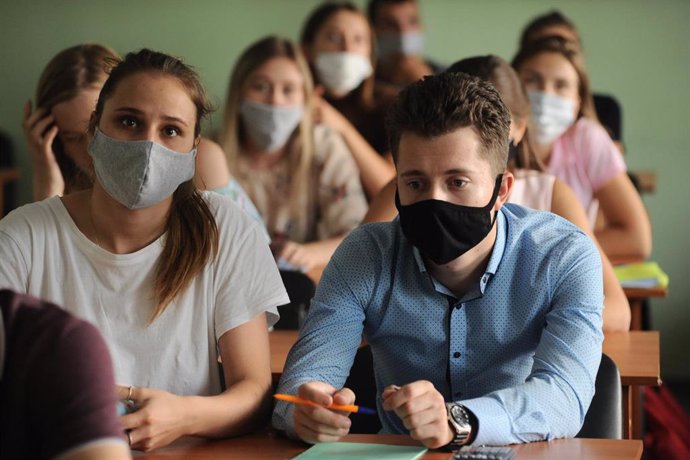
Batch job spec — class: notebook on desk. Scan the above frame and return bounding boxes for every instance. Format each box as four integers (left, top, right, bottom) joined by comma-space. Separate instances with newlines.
614, 261, 669, 288
293, 442, 427, 459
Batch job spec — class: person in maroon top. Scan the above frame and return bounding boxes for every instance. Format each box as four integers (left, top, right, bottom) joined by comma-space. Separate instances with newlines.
0, 289, 130, 460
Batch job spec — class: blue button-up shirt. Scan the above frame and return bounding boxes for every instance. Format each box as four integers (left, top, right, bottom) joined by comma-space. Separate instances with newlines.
273, 204, 603, 445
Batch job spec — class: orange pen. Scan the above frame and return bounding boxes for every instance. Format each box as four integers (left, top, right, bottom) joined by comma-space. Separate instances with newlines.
273, 393, 377, 415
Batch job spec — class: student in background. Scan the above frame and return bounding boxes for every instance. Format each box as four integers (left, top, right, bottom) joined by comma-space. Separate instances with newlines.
300, 0, 397, 188
1, 49, 289, 451
273, 72, 603, 447
220, 36, 368, 273
512, 37, 651, 259
22, 44, 264, 231
0, 289, 130, 460
367, 0, 442, 98
518, 10, 624, 151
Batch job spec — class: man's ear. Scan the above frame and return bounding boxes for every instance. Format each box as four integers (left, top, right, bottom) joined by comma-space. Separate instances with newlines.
194, 136, 201, 149
494, 171, 514, 211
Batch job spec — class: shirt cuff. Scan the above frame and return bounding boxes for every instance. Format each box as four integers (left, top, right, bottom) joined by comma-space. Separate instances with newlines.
461, 396, 513, 446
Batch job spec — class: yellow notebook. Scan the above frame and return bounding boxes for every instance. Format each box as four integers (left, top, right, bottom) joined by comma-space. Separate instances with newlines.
293, 442, 428, 460
614, 262, 669, 289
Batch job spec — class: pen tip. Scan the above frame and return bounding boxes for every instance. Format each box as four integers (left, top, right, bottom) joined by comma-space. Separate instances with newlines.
358, 406, 378, 415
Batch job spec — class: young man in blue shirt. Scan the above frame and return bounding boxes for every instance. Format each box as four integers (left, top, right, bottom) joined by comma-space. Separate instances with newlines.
273, 72, 603, 448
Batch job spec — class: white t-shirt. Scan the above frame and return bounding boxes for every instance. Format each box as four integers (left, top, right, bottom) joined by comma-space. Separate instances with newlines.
0, 192, 288, 396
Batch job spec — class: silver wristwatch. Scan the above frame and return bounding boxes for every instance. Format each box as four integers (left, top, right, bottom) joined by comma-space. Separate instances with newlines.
446, 402, 473, 448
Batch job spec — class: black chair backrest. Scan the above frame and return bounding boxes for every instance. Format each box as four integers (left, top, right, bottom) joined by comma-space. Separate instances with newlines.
273, 270, 316, 330
577, 353, 622, 439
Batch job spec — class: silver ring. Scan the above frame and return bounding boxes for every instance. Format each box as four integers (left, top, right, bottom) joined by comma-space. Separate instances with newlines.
127, 431, 132, 446
127, 385, 134, 401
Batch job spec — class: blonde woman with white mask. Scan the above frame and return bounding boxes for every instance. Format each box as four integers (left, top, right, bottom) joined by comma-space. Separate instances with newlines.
300, 1, 395, 196
221, 36, 368, 273
513, 36, 651, 260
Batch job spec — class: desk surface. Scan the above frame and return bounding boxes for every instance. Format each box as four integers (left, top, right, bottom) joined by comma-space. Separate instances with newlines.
134, 433, 642, 459
602, 330, 661, 386
271, 330, 661, 387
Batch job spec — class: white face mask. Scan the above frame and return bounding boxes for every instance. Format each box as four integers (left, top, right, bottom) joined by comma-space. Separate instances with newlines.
528, 91, 576, 145
240, 100, 304, 153
314, 52, 373, 97
377, 31, 426, 58
88, 128, 196, 209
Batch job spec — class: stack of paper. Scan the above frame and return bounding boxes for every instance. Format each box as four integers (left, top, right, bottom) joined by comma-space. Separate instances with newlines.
614, 262, 669, 289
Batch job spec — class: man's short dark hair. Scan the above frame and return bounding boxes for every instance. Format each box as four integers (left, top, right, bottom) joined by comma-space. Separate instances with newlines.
367, 0, 416, 24
386, 72, 510, 175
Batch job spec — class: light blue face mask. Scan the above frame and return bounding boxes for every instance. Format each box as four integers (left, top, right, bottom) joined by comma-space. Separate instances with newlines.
377, 31, 426, 58
528, 91, 576, 145
88, 128, 197, 209
240, 100, 304, 153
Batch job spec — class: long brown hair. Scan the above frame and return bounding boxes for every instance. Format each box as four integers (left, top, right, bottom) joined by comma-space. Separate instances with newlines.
220, 36, 315, 227
35, 44, 119, 193
300, 1, 376, 109
446, 55, 543, 171
512, 36, 598, 122
92, 49, 219, 322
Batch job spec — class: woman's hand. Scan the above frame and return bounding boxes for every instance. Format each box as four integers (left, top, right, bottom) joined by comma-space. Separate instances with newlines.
22, 100, 65, 199
312, 96, 349, 133
117, 385, 191, 452
279, 239, 343, 274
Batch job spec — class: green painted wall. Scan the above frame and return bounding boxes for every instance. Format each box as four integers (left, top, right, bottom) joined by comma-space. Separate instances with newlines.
1, 1, 689, 378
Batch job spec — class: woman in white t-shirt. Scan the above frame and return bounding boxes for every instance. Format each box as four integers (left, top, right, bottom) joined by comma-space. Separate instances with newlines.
512, 36, 651, 260
0, 49, 289, 451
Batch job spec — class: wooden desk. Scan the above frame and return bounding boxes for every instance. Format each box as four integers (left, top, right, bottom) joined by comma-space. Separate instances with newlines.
0, 168, 20, 217
603, 331, 661, 440
623, 286, 667, 330
134, 433, 643, 459
271, 331, 661, 441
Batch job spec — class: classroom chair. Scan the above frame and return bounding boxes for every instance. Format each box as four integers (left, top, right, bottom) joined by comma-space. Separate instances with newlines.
576, 353, 623, 439
273, 270, 316, 330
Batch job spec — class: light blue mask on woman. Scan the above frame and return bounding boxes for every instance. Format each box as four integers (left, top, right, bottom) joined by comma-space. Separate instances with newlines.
88, 128, 197, 209
240, 100, 304, 153
528, 91, 576, 145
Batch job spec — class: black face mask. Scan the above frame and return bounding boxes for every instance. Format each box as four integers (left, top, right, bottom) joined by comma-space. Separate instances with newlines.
508, 140, 519, 163
395, 175, 503, 265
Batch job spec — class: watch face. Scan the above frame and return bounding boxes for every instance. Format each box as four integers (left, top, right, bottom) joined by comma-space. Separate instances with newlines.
451, 405, 469, 426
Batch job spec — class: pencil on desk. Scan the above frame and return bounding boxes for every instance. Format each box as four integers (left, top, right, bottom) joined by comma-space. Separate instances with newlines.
273, 393, 377, 415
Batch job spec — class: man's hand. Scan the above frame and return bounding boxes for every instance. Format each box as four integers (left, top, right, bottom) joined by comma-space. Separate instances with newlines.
293, 381, 355, 443
382, 381, 454, 449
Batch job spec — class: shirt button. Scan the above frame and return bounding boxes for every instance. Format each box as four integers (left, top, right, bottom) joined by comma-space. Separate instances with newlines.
453, 352, 461, 358
482, 275, 488, 283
